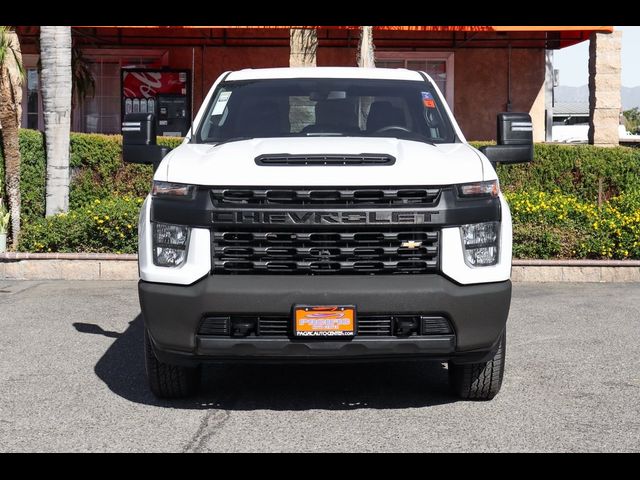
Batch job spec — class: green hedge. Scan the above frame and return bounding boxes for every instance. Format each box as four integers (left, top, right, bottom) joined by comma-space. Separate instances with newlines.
3, 132, 638, 223
0, 129, 48, 223
469, 142, 640, 202
2, 130, 640, 259
69, 133, 182, 210
0, 129, 182, 223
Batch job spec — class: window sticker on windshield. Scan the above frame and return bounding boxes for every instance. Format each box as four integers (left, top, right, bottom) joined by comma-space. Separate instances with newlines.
212, 91, 232, 115
421, 91, 436, 109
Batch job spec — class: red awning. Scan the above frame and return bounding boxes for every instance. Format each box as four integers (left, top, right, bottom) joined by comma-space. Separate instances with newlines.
74, 25, 613, 48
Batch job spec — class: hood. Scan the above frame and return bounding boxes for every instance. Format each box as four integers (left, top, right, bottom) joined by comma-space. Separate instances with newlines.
158, 137, 485, 186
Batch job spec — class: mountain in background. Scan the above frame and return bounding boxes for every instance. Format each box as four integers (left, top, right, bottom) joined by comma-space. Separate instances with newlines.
555, 85, 640, 110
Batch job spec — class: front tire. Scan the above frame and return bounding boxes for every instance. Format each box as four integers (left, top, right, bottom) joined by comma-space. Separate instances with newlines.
448, 331, 506, 401
144, 329, 200, 399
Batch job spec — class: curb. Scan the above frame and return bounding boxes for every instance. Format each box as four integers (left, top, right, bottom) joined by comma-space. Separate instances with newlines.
0, 253, 137, 281
0, 252, 137, 261
1, 254, 640, 282
510, 259, 640, 282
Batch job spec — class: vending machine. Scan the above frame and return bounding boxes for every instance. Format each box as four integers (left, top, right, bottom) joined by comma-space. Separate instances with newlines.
122, 69, 191, 137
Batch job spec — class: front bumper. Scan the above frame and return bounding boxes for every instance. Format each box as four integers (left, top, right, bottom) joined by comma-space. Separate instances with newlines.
139, 275, 511, 365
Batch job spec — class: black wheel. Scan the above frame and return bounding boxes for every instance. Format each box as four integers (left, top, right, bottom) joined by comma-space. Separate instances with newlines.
448, 331, 506, 401
144, 328, 200, 399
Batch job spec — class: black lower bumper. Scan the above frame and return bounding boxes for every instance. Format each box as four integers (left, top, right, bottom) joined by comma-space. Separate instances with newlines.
139, 275, 511, 365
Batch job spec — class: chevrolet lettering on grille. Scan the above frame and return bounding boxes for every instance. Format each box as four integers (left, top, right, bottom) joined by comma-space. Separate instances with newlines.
211, 211, 437, 225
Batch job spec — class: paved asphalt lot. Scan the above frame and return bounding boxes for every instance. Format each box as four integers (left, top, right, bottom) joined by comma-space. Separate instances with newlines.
0, 281, 638, 452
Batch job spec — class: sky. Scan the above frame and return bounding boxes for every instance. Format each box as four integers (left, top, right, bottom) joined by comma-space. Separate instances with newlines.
553, 26, 640, 87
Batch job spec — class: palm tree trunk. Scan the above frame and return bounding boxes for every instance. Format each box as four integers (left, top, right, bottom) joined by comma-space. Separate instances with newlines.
358, 26, 375, 68
289, 29, 317, 67
356, 27, 375, 130
40, 26, 72, 216
0, 28, 23, 247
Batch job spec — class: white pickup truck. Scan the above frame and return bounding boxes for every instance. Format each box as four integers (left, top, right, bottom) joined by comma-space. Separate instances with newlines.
122, 67, 533, 400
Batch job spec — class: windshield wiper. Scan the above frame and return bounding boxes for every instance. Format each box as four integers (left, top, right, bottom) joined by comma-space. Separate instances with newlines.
209, 136, 255, 146
368, 133, 436, 146
414, 138, 436, 146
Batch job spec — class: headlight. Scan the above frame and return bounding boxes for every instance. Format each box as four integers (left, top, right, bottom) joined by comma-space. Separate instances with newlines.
457, 180, 499, 198
460, 222, 499, 267
153, 222, 190, 267
152, 181, 195, 198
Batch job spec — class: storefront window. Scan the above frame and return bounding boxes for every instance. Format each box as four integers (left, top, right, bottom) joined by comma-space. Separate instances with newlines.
406, 60, 447, 95
78, 51, 165, 134
80, 61, 121, 134
376, 52, 454, 109
26, 68, 40, 130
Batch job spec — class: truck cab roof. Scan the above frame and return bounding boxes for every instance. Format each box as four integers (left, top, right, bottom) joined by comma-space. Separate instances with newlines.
226, 67, 426, 82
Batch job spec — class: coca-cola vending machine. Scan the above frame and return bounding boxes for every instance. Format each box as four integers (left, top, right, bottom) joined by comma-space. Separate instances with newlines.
122, 69, 191, 137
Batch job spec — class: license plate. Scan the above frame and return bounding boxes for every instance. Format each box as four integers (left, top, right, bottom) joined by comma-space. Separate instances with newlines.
293, 305, 356, 338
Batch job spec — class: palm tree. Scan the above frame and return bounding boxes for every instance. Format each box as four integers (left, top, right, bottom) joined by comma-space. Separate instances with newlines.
288, 29, 317, 129
37, 42, 96, 131
358, 27, 375, 68
0, 26, 24, 248
70, 44, 95, 127
40, 26, 72, 216
289, 28, 317, 67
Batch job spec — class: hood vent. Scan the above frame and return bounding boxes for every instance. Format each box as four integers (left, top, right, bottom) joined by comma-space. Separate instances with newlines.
255, 154, 395, 166
210, 186, 441, 206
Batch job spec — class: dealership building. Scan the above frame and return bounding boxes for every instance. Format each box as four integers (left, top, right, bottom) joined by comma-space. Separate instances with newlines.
15, 26, 619, 143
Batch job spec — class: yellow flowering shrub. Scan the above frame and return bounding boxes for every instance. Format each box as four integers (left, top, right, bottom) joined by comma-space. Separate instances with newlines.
19, 196, 142, 253
507, 189, 640, 259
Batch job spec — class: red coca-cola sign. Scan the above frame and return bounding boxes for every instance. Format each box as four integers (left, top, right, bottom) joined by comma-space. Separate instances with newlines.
122, 70, 187, 99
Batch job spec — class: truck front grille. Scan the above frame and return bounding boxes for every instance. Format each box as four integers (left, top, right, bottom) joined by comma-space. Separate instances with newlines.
211, 228, 439, 275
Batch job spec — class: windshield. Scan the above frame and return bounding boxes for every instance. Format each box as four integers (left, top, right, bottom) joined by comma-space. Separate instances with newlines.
195, 78, 456, 144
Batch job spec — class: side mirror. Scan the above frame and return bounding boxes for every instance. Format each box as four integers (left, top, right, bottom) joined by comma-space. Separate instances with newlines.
479, 113, 533, 165
122, 113, 171, 171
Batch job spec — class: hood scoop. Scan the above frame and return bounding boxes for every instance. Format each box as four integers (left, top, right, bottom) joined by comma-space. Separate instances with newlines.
255, 153, 395, 166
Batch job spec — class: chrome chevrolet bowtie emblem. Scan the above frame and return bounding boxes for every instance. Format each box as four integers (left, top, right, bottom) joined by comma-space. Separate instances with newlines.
401, 240, 423, 249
